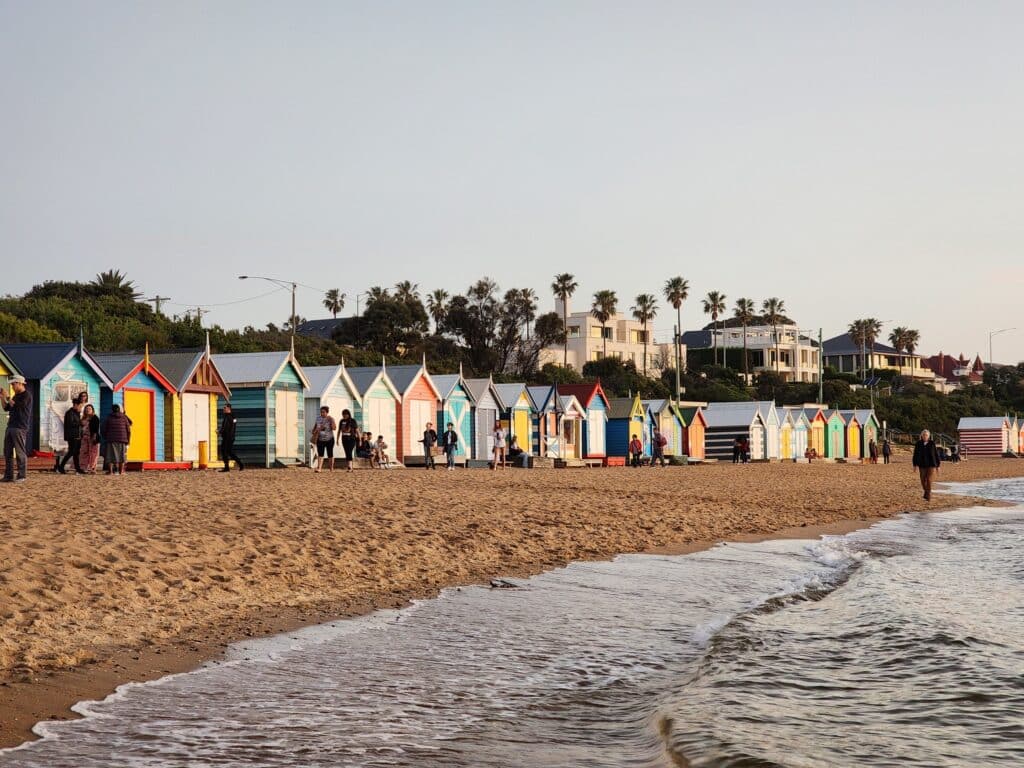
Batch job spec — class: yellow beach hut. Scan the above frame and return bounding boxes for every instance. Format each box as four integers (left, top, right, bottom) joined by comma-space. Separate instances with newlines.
803, 407, 827, 457
840, 410, 863, 460
777, 407, 795, 460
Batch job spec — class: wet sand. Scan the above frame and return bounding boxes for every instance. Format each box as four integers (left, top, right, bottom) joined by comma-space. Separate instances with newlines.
2, 457, 1022, 748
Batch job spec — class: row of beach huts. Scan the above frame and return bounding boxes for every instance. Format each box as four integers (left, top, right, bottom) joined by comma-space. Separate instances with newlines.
1, 341, 1020, 469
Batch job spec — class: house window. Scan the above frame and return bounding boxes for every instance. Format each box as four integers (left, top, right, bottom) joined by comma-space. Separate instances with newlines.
591, 351, 602, 361
568, 325, 581, 338
591, 326, 612, 339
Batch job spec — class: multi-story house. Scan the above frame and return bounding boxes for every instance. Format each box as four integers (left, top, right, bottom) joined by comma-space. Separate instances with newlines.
822, 333, 936, 383
681, 324, 821, 383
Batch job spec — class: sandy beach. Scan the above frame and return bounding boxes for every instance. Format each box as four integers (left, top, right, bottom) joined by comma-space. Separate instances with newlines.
2, 457, 1023, 747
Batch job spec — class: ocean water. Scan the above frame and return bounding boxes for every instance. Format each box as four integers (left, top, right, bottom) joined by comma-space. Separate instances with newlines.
3, 478, 1023, 767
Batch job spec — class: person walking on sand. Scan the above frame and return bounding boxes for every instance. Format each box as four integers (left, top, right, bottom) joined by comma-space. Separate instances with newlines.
651, 427, 668, 468
101, 404, 131, 475
629, 434, 644, 467
442, 422, 459, 470
311, 405, 337, 472
869, 439, 878, 465
218, 403, 244, 472
421, 421, 438, 470
882, 439, 891, 465
492, 422, 507, 470
79, 403, 101, 473
740, 438, 750, 464
732, 437, 742, 464
912, 429, 941, 501
1, 375, 32, 483
58, 398, 85, 474
336, 409, 360, 472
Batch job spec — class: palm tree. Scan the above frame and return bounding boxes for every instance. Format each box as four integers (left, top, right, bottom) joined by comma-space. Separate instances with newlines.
631, 293, 658, 376
848, 319, 869, 376
762, 297, 786, 374
394, 281, 420, 304
702, 291, 727, 366
903, 328, 920, 355
590, 290, 618, 358
551, 273, 578, 367
733, 297, 756, 381
366, 286, 390, 307
889, 326, 907, 370
663, 276, 690, 373
323, 289, 345, 319
521, 287, 538, 338
91, 269, 141, 300
426, 289, 449, 332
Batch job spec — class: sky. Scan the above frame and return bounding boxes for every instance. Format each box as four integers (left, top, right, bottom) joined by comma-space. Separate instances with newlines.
2, 1, 1023, 363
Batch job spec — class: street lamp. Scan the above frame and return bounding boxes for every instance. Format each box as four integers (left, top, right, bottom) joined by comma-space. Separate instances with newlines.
988, 327, 1015, 367
239, 275, 298, 345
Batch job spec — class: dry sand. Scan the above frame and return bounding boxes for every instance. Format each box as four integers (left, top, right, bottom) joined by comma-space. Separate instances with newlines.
2, 456, 1023, 747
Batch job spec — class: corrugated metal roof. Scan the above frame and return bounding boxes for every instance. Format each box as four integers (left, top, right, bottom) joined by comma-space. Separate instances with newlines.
494, 383, 529, 409
1, 342, 77, 379
431, 374, 465, 401
92, 352, 145, 386
643, 399, 669, 414
385, 364, 423, 394
345, 366, 392, 398
303, 365, 345, 400
527, 385, 553, 411
704, 402, 762, 427
607, 398, 641, 419
958, 416, 1008, 429
148, 350, 203, 391
465, 378, 498, 405
213, 352, 291, 386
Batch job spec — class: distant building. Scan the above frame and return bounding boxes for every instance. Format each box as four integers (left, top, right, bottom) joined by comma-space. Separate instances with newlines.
682, 324, 820, 383
539, 298, 678, 373
922, 352, 985, 386
296, 318, 345, 340
822, 333, 935, 383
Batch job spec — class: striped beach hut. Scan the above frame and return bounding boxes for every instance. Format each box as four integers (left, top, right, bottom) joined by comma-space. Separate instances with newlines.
854, 409, 881, 457
527, 385, 558, 458
302, 363, 361, 465
465, 377, 502, 461
1, 341, 113, 456
823, 409, 847, 459
704, 402, 767, 461
386, 362, 443, 463
213, 351, 310, 468
644, 399, 684, 457
679, 405, 707, 460
494, 382, 536, 456
432, 371, 474, 462
557, 383, 610, 461
93, 350, 178, 465
785, 408, 810, 460
556, 392, 587, 460
0, 348, 22, 438
957, 416, 1010, 456
803, 407, 827, 457
752, 401, 780, 459
149, 342, 232, 466
606, 395, 647, 458
346, 365, 401, 462
777, 407, 795, 460
839, 410, 863, 460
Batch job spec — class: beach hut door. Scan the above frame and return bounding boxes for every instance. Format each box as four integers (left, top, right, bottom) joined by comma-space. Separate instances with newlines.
275, 390, 300, 459
476, 409, 496, 459
124, 389, 154, 462
182, 393, 210, 462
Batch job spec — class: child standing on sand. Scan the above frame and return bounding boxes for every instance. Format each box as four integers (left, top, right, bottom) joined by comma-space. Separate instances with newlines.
492, 423, 506, 470
374, 435, 389, 468
629, 434, 643, 467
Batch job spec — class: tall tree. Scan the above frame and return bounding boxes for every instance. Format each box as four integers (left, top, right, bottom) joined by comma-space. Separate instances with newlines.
551, 273, 578, 367
702, 290, 727, 367
848, 319, 869, 376
91, 269, 141, 300
323, 289, 345, 319
663, 276, 690, 374
903, 328, 920, 355
393, 281, 420, 304
426, 289, 449, 332
631, 293, 658, 376
889, 326, 907, 370
590, 290, 618, 359
733, 297, 756, 381
762, 297, 786, 374
366, 286, 390, 308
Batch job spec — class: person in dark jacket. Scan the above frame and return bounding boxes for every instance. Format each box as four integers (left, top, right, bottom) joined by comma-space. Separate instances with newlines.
882, 439, 892, 464
101, 404, 132, 475
218, 403, 244, 472
912, 429, 941, 500
1, 375, 33, 482
421, 421, 438, 470
441, 423, 459, 471
58, 399, 85, 474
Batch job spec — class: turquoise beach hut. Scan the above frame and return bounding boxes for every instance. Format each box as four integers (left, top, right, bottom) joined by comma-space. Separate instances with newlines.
432, 370, 475, 462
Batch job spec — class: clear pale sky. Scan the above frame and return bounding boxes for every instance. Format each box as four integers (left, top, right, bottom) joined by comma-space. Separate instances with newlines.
2, 1, 1022, 363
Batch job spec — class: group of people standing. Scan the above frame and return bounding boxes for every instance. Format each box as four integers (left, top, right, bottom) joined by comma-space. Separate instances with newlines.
55, 392, 134, 476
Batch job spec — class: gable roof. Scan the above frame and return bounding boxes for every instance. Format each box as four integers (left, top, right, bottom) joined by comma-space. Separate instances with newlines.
678, 405, 705, 428
783, 407, 810, 427
801, 407, 825, 423
557, 393, 587, 418
431, 374, 474, 402
775, 407, 793, 426
703, 402, 764, 428
957, 416, 1009, 430
527, 385, 554, 412
0, 347, 22, 377
346, 366, 400, 399
557, 382, 610, 409
852, 409, 879, 427
147, 349, 230, 396
838, 410, 862, 426
213, 351, 310, 389
385, 364, 441, 400
822, 333, 900, 356
823, 409, 847, 425
465, 377, 503, 408
494, 383, 532, 411
2, 342, 114, 387
607, 396, 644, 420
303, 364, 360, 403
92, 352, 176, 393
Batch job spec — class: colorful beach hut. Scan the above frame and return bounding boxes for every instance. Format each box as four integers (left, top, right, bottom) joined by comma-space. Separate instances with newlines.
751, 401, 780, 459
1, 341, 113, 455
556, 383, 610, 461
465, 377, 502, 461
555, 392, 587, 460
382, 361, 442, 464
703, 402, 767, 461
302, 363, 361, 465
92, 350, 178, 465
432, 371, 474, 462
346, 365, 401, 462
644, 399, 685, 457
957, 416, 1010, 456
149, 343, 232, 466
803, 407, 827, 457
606, 395, 647, 458
853, 409, 881, 457
0, 348, 22, 437
527, 385, 558, 457
839, 410, 863, 460
213, 351, 311, 468
823, 409, 847, 459
777, 407, 795, 460
494, 382, 536, 456
785, 408, 810, 460
679, 405, 706, 460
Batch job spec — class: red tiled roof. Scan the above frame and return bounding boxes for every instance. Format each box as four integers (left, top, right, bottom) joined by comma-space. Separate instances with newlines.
922, 353, 984, 382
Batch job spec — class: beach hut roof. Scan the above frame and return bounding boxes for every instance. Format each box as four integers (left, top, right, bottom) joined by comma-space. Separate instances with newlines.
465, 377, 504, 408
957, 416, 1008, 429
801, 407, 825, 422
494, 383, 531, 410
0, 346, 22, 377
823, 409, 847, 424
92, 351, 176, 393
557, 393, 587, 418
703, 402, 764, 428
526, 385, 554, 411
303, 364, 360, 403
431, 374, 474, 403
346, 366, 400, 399
2, 342, 114, 387
678, 405, 704, 428
783, 407, 810, 427
213, 351, 310, 389
385, 363, 441, 399
775, 407, 793, 426
147, 349, 204, 391
557, 382, 610, 409
838, 410, 862, 426
607, 396, 644, 419
643, 398, 671, 414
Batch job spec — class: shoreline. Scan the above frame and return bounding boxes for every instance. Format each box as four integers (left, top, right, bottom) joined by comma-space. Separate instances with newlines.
2, 461, 1022, 749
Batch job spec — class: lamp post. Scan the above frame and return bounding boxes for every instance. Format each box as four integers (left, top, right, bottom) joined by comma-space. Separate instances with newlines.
988, 327, 1015, 367
238, 275, 298, 345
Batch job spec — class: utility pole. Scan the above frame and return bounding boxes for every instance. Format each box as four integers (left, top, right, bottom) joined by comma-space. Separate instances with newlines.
147, 296, 171, 316
674, 324, 681, 404
818, 328, 823, 405
189, 307, 205, 326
